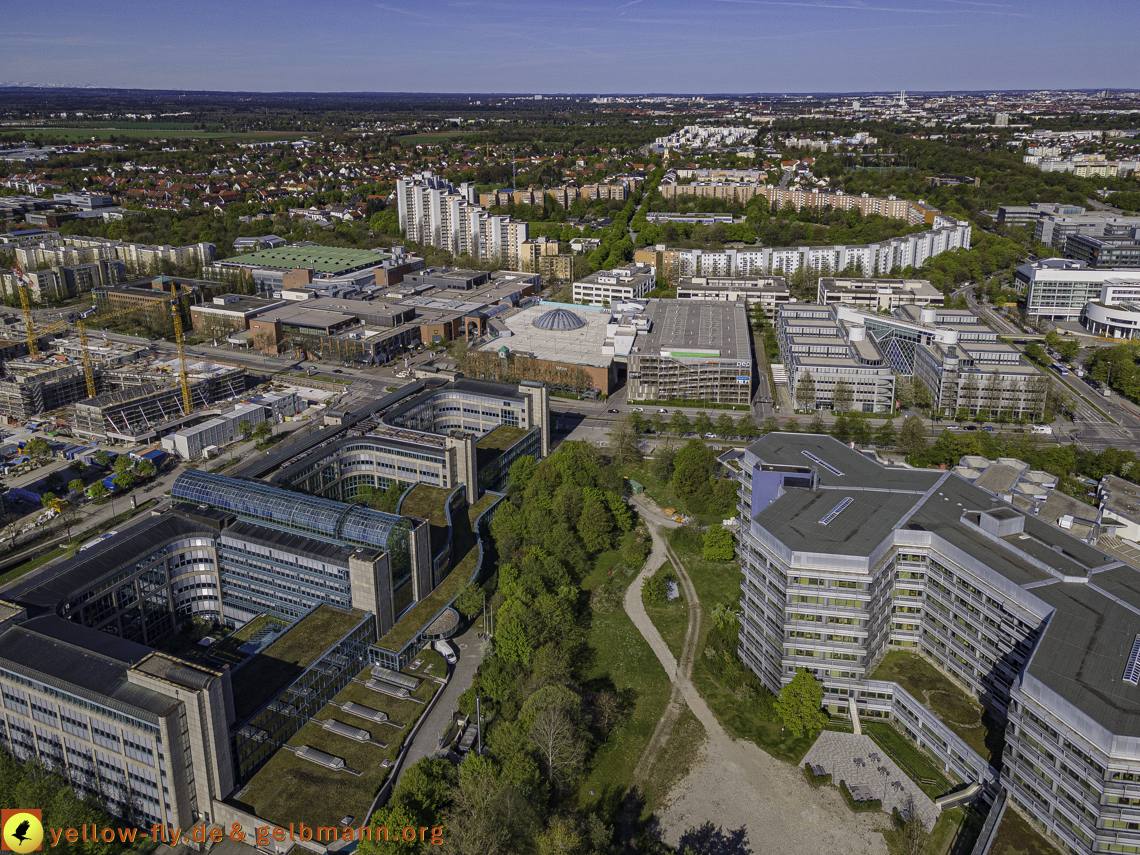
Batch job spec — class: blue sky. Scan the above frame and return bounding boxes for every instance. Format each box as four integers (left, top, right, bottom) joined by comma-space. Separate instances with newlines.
2, 0, 1137, 94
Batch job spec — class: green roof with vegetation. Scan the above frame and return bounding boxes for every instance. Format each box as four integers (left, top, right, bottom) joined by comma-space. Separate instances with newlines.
377, 491, 500, 652
475, 425, 529, 469
232, 605, 369, 722
869, 650, 1001, 762
221, 245, 388, 274
989, 805, 1061, 855
208, 614, 291, 666
399, 484, 454, 556
232, 660, 441, 831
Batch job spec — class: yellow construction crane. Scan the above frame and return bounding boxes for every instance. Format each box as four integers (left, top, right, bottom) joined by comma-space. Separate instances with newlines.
170, 299, 193, 415
11, 261, 39, 357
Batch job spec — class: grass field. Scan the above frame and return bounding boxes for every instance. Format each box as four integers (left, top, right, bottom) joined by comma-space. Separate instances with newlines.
644, 563, 688, 662
673, 547, 819, 764
7, 126, 311, 142
870, 651, 999, 763
639, 708, 706, 818
576, 587, 671, 825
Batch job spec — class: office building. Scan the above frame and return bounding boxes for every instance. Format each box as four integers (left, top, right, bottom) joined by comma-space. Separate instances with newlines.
728, 433, 1140, 855
161, 402, 268, 460
0, 609, 234, 832
190, 295, 289, 337
676, 275, 790, 317
270, 378, 549, 501
1034, 213, 1140, 251
1064, 233, 1140, 268
572, 263, 656, 306
202, 245, 398, 294
776, 305, 896, 413
625, 301, 753, 405
1016, 259, 1140, 322
816, 277, 943, 311
995, 202, 1085, 230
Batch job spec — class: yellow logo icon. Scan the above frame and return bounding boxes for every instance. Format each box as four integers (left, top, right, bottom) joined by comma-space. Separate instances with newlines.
2, 810, 43, 853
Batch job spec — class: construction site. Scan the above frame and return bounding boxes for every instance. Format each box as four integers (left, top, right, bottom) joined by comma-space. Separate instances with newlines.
0, 259, 251, 441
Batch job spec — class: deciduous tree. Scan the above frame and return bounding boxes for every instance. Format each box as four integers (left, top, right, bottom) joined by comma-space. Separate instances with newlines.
702, 525, 735, 561
775, 668, 827, 737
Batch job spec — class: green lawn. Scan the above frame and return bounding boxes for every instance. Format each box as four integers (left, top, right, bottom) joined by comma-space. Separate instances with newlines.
989, 806, 1061, 855
639, 708, 706, 818
870, 651, 1000, 763
0, 545, 70, 587
864, 722, 954, 800
576, 602, 671, 825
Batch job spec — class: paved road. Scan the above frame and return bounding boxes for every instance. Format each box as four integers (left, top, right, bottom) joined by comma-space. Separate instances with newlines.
395, 619, 486, 783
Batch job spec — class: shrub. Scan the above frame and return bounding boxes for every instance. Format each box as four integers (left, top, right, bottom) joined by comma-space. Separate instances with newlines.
643, 564, 677, 606
839, 779, 882, 812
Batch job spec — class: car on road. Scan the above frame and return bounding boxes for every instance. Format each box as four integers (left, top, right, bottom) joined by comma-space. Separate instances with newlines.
983, 426, 995, 432
657, 408, 669, 414
333, 369, 343, 373
608, 408, 620, 413
631, 407, 644, 412
964, 425, 978, 431
704, 433, 718, 439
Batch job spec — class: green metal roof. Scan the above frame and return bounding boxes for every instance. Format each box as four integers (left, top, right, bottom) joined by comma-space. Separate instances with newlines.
220, 245, 389, 275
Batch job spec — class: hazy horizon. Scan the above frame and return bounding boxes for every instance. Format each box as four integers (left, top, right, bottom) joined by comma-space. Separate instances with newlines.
3, 0, 1138, 95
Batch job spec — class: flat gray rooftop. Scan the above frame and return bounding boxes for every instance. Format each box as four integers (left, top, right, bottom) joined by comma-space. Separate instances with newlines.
638, 299, 750, 360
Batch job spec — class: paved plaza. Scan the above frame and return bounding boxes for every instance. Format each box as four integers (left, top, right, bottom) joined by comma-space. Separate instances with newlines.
802, 731, 941, 831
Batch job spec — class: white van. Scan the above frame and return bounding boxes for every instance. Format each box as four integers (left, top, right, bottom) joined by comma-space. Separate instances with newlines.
433, 639, 457, 664
1031, 425, 1053, 435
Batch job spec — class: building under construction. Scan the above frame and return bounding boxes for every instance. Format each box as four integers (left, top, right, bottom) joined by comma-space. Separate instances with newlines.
73, 362, 250, 441
0, 360, 91, 422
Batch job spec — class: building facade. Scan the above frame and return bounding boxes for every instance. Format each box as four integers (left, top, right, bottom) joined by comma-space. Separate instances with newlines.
729, 434, 1140, 855
572, 263, 656, 306
676, 275, 790, 317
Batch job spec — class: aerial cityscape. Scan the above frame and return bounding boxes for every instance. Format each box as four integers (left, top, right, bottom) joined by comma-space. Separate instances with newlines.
2, 4, 1140, 855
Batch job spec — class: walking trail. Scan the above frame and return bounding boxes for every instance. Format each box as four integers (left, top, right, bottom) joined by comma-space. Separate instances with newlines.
621, 496, 888, 855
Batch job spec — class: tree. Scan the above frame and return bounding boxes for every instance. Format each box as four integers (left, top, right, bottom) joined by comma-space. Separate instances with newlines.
692, 412, 714, 436
760, 415, 780, 435
112, 470, 136, 491
672, 440, 716, 505
832, 379, 854, 413
850, 417, 872, 447
668, 410, 691, 435
714, 412, 737, 437
237, 419, 253, 440
68, 478, 84, 495
737, 413, 758, 439
535, 816, 583, 855
627, 410, 646, 434
607, 419, 642, 466
88, 481, 108, 500
577, 495, 614, 553
358, 800, 424, 854
898, 416, 928, 457
41, 491, 58, 510
24, 437, 52, 463
135, 458, 157, 479
894, 374, 914, 409
455, 582, 484, 619
529, 705, 586, 789
795, 370, 816, 410
112, 454, 134, 475
912, 376, 933, 409
649, 412, 665, 435
874, 418, 897, 447
775, 668, 828, 737
702, 526, 735, 561
253, 420, 273, 442
93, 450, 112, 468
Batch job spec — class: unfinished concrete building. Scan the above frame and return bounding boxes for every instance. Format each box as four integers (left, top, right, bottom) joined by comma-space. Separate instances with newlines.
0, 360, 92, 422
73, 366, 250, 441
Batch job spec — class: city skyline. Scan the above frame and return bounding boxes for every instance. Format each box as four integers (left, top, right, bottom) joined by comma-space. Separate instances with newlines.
2, 0, 1139, 94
